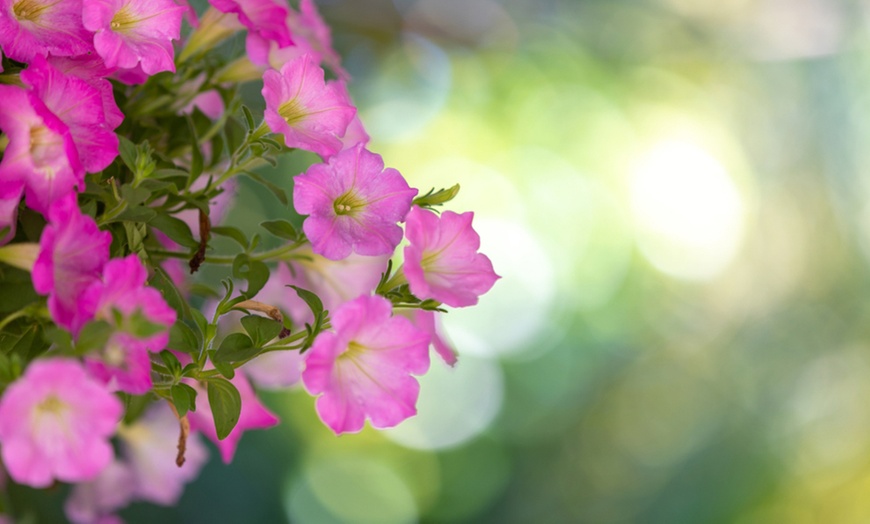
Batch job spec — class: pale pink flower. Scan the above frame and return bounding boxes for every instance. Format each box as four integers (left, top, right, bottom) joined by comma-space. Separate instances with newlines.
64, 460, 135, 524
293, 143, 417, 260
80, 255, 176, 394
0, 359, 122, 488
83, 0, 185, 75
0, 84, 82, 214
117, 402, 208, 505
302, 295, 430, 434
188, 372, 279, 463
262, 53, 356, 158
404, 206, 499, 308
21, 56, 120, 175
0, 0, 93, 63
32, 195, 111, 334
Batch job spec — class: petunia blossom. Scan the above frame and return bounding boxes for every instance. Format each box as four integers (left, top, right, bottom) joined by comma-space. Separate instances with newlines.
262, 53, 356, 158
0, 181, 23, 246
403, 206, 499, 308
405, 309, 458, 367
32, 195, 111, 334
80, 255, 176, 394
46, 55, 125, 129
293, 143, 417, 260
302, 294, 430, 434
0, 358, 122, 488
0, 0, 93, 63
83, 0, 185, 75
117, 402, 209, 505
0, 84, 82, 214
64, 460, 135, 524
209, 0, 291, 48
21, 56, 120, 175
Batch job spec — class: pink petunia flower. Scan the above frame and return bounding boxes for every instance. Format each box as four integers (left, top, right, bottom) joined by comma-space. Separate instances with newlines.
0, 358, 122, 488
209, 0, 292, 48
302, 294, 430, 435
0, 84, 82, 214
293, 143, 417, 260
117, 402, 209, 505
46, 55, 125, 129
80, 255, 176, 394
32, 195, 111, 335
403, 206, 499, 308
262, 53, 356, 158
405, 309, 458, 367
83, 0, 185, 75
64, 460, 135, 524
188, 371, 279, 463
0, 0, 93, 63
21, 56, 120, 175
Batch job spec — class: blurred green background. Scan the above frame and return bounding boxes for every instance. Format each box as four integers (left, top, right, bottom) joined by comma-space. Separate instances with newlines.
28, 0, 870, 522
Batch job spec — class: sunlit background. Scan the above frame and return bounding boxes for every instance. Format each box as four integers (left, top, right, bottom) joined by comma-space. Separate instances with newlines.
23, 0, 870, 522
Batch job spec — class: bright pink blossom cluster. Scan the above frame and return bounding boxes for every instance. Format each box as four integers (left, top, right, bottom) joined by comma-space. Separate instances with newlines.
0, 0, 498, 519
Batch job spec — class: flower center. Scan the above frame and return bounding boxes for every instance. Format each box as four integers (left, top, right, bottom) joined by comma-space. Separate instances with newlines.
110, 4, 138, 31
333, 191, 365, 216
339, 341, 366, 362
278, 97, 308, 126
12, 0, 56, 22
36, 394, 66, 415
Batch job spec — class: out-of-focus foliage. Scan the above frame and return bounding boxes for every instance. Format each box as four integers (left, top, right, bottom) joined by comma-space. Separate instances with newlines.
18, 0, 870, 522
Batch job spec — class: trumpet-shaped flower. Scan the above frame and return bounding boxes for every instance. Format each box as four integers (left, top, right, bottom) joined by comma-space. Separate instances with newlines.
47, 55, 125, 129
302, 295, 430, 434
80, 255, 176, 394
0, 358, 122, 488
262, 53, 356, 158
0, 0, 93, 63
293, 143, 417, 260
404, 206, 499, 308
0, 84, 82, 214
209, 0, 291, 47
64, 460, 135, 524
83, 0, 185, 75
32, 195, 111, 334
21, 56, 120, 175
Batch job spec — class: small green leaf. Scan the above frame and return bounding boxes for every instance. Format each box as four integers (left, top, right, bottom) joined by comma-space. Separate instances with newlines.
232, 254, 269, 298
213, 332, 259, 363
241, 105, 256, 132
149, 213, 199, 249
260, 219, 297, 240
413, 184, 461, 209
211, 226, 249, 249
206, 377, 241, 440
289, 285, 324, 321
75, 321, 114, 355
118, 136, 137, 171
159, 350, 183, 377
170, 384, 191, 417
242, 171, 288, 205
240, 315, 283, 347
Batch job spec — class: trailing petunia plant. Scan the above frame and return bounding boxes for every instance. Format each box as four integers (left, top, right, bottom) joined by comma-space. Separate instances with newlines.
0, 0, 499, 521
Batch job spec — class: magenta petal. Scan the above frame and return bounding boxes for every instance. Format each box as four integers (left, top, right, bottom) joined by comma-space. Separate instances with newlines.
0, 0, 93, 63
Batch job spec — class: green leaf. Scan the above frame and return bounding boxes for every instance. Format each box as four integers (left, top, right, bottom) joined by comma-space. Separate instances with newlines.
206, 377, 241, 440
118, 136, 137, 172
241, 105, 256, 132
240, 315, 283, 347
149, 213, 199, 249
289, 285, 324, 321
242, 171, 288, 206
260, 219, 297, 241
232, 254, 269, 298
159, 350, 183, 377
413, 184, 461, 209
185, 115, 204, 183
170, 383, 193, 417
75, 321, 114, 355
43, 327, 73, 353
213, 332, 259, 363
211, 226, 249, 249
